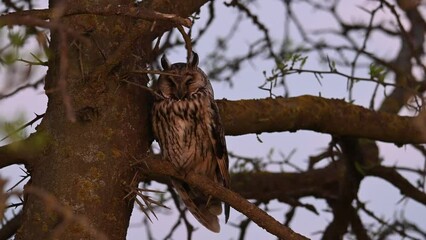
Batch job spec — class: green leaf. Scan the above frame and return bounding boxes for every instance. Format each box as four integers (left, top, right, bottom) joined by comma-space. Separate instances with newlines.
369, 63, 386, 83
8, 31, 26, 47
1, 52, 17, 64
299, 56, 308, 69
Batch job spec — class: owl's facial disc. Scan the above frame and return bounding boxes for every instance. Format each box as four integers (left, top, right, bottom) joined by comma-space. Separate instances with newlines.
174, 74, 202, 100
160, 76, 189, 100
173, 75, 194, 100
158, 66, 206, 100
185, 73, 205, 96
176, 80, 188, 100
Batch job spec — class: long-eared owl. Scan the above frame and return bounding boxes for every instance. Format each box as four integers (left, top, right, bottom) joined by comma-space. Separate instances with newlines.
151, 52, 230, 232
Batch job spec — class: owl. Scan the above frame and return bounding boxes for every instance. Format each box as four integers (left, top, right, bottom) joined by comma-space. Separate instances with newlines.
151, 52, 230, 233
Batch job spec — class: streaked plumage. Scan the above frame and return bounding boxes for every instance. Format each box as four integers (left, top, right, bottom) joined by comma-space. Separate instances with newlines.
151, 52, 230, 232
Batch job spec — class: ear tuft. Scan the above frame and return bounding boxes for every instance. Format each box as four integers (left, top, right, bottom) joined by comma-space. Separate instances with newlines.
190, 51, 199, 67
161, 54, 171, 70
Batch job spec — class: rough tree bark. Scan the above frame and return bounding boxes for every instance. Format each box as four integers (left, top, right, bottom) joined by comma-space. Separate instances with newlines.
14, 0, 208, 239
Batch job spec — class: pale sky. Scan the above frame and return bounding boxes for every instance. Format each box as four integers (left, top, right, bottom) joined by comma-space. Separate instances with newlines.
1, 1, 425, 239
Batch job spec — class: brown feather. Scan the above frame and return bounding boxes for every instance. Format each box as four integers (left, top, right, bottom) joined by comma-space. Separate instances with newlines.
152, 55, 230, 232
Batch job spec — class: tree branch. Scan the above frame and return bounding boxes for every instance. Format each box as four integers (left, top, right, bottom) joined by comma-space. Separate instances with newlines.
0, 133, 47, 169
141, 154, 342, 202
366, 165, 426, 205
230, 162, 342, 201
217, 95, 426, 144
0, 5, 191, 28
90, 0, 209, 80
0, 212, 22, 240
138, 156, 308, 240
142, 153, 426, 208
322, 137, 364, 239
0, 77, 45, 101
349, 206, 370, 240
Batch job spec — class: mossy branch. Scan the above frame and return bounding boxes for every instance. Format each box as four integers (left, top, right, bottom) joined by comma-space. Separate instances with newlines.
218, 95, 426, 144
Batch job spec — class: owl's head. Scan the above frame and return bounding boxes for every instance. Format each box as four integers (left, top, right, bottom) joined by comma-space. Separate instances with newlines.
156, 52, 213, 100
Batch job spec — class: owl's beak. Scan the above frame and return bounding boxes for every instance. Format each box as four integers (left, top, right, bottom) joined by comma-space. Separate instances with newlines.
176, 87, 188, 100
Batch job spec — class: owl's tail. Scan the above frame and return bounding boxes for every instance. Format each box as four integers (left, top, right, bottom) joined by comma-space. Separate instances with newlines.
172, 180, 222, 233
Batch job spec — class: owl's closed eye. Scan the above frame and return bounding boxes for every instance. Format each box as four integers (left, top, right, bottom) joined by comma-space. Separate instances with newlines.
156, 53, 212, 100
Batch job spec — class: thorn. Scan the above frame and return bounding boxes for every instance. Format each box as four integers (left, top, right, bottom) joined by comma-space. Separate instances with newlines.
0, 113, 45, 142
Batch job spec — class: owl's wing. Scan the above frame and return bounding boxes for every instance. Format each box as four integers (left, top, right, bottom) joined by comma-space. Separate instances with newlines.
172, 180, 221, 233
210, 101, 231, 222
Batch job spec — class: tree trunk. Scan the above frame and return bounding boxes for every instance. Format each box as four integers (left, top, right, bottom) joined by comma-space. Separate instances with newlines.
16, 0, 152, 239
15, 0, 209, 238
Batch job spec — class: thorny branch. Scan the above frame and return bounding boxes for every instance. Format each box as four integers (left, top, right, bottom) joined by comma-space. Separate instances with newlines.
0, 211, 22, 239
138, 156, 308, 240
0, 77, 44, 101
123, 173, 169, 223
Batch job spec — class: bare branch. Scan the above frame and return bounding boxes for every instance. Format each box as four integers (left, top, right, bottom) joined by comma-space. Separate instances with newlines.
138, 156, 308, 240
176, 25, 193, 64
349, 206, 370, 240
0, 77, 44, 101
0, 6, 192, 28
366, 166, 426, 206
217, 96, 426, 144
224, 0, 276, 60
0, 212, 22, 240
0, 133, 47, 169
322, 137, 364, 239
0, 113, 44, 142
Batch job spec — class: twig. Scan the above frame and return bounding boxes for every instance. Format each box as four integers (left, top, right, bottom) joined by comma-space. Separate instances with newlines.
366, 165, 426, 206
176, 25, 193, 64
130, 69, 181, 77
165, 186, 194, 240
0, 113, 45, 142
274, 67, 403, 89
0, 13, 87, 43
123, 173, 168, 223
0, 211, 23, 240
120, 79, 163, 99
357, 199, 419, 240
0, 77, 44, 100
224, 0, 277, 60
7, 167, 30, 192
